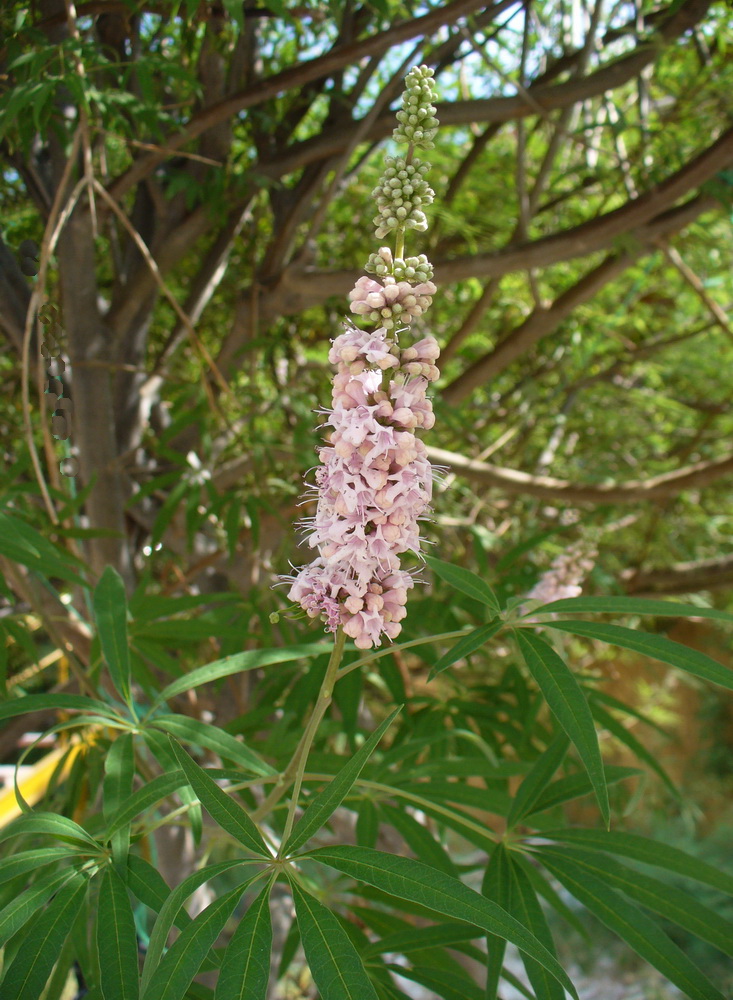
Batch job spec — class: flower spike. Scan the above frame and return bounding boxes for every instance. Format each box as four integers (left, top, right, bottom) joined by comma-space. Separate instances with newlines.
282, 67, 441, 649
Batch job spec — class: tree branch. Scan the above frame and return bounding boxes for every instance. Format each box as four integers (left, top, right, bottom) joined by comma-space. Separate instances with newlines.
254, 0, 712, 184
425, 445, 733, 503
106, 0, 491, 203
624, 554, 733, 595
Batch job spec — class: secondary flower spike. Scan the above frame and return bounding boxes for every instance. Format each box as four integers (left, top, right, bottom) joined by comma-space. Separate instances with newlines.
284, 66, 440, 649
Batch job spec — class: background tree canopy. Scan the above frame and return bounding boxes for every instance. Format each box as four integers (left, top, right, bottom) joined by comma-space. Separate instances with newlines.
1, 2, 733, 998
1, 0, 732, 604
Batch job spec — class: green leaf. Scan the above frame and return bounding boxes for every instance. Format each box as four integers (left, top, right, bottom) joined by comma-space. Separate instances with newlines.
542, 827, 733, 897
151, 714, 276, 777
526, 765, 637, 818
362, 921, 476, 960
507, 855, 565, 1000
512, 852, 590, 940
424, 555, 500, 611
103, 733, 135, 869
215, 883, 272, 1000
540, 846, 733, 958
590, 701, 679, 797
536, 848, 726, 1000
283, 707, 401, 855
0, 811, 100, 851
356, 800, 378, 848
97, 867, 140, 1000
140, 861, 257, 995
290, 881, 380, 1000
125, 856, 191, 932
94, 567, 132, 704
528, 596, 733, 623
0, 693, 120, 723
482, 843, 512, 1000
105, 771, 187, 840
0, 510, 87, 587
428, 621, 503, 680
150, 643, 330, 710
142, 729, 203, 844
0, 867, 78, 948
544, 620, 733, 692
308, 846, 578, 998
380, 803, 457, 876
506, 732, 570, 830
141, 883, 250, 1000
515, 630, 609, 826
389, 964, 484, 1000
0, 848, 75, 887
169, 740, 270, 857
0, 870, 87, 1000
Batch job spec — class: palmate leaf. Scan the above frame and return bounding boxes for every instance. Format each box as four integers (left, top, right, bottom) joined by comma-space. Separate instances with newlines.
307, 846, 578, 999
424, 555, 500, 611
536, 849, 726, 1000
169, 739, 270, 857
215, 883, 273, 1000
97, 867, 140, 1000
283, 707, 401, 855
515, 629, 609, 826
544, 620, 733, 692
93, 566, 132, 705
0, 870, 87, 1000
290, 880, 380, 1000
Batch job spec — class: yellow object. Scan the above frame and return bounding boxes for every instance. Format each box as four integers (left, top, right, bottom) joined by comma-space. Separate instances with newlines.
0, 741, 85, 827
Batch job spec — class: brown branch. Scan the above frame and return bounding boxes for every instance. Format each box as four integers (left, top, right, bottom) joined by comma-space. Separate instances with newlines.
106, 0, 491, 203
254, 0, 712, 184
269, 163, 723, 323
624, 554, 733, 595
441, 252, 633, 405
425, 445, 733, 503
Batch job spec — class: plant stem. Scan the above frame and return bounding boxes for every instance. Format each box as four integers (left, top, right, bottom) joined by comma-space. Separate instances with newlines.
253, 628, 346, 837
394, 229, 405, 260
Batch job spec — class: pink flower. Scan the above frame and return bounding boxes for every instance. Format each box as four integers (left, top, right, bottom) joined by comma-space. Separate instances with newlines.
348, 276, 437, 330
284, 320, 440, 648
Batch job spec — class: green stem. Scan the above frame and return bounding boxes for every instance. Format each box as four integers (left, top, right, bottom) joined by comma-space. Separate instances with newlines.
254, 628, 347, 840
394, 229, 405, 261
392, 143, 414, 266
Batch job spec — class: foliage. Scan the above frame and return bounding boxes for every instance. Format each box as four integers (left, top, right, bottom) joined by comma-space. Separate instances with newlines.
1, 1, 733, 998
